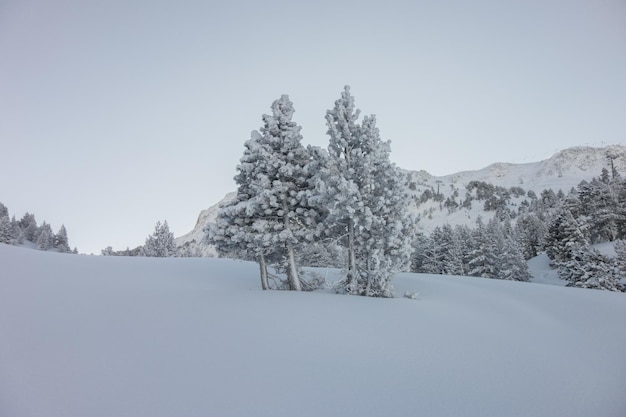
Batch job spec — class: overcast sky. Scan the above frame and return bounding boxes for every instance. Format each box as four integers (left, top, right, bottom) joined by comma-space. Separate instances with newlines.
1, 0, 625, 254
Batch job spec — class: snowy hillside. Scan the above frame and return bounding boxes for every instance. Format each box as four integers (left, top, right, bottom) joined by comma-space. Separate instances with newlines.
407, 144, 626, 234
1, 243, 625, 417
177, 145, 626, 252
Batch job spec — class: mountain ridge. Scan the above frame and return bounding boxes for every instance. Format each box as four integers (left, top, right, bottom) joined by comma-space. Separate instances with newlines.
176, 144, 626, 255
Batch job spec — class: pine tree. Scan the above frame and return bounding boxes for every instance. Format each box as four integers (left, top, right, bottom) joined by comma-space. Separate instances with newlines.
425, 224, 465, 276
10, 216, 23, 244
316, 85, 362, 291
545, 208, 588, 263
558, 245, 622, 292
19, 213, 38, 242
316, 87, 415, 297
53, 225, 70, 253
467, 217, 496, 278
36, 222, 53, 251
515, 212, 547, 259
498, 235, 531, 281
454, 224, 475, 274
142, 220, 176, 257
410, 233, 431, 273
208, 95, 321, 291
0, 215, 11, 244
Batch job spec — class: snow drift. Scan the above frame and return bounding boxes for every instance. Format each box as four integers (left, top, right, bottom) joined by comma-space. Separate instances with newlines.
1, 243, 625, 417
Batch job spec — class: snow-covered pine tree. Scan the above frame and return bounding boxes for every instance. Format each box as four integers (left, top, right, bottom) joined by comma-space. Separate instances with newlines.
208, 190, 274, 290
314, 85, 361, 290
142, 220, 176, 257
498, 234, 531, 281
208, 95, 321, 291
0, 215, 11, 244
316, 86, 415, 297
454, 224, 475, 274
10, 216, 23, 244
53, 225, 70, 253
467, 217, 496, 278
420, 226, 444, 274
36, 222, 53, 251
19, 213, 38, 242
422, 225, 464, 276
545, 208, 588, 263
410, 233, 431, 273
515, 212, 547, 259
557, 245, 622, 291
438, 224, 466, 276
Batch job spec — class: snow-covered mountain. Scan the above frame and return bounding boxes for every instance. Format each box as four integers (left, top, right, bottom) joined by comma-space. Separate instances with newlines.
177, 145, 626, 253
406, 144, 626, 234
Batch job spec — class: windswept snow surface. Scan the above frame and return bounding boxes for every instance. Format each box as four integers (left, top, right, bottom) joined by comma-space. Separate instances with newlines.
1, 244, 625, 417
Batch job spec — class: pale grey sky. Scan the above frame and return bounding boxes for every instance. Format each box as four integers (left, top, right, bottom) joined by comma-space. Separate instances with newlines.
1, 0, 625, 254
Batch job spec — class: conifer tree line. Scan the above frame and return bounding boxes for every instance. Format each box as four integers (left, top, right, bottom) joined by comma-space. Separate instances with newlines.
411, 164, 626, 291
0, 202, 76, 253
411, 217, 531, 282
207, 86, 416, 297
102, 219, 182, 257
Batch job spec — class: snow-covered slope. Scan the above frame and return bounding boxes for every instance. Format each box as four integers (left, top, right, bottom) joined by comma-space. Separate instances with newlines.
1, 243, 625, 417
406, 144, 626, 233
178, 145, 626, 253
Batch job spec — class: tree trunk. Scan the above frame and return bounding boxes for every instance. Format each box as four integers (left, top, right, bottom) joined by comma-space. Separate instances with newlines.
346, 219, 357, 293
283, 200, 302, 291
286, 242, 302, 291
259, 253, 269, 290
364, 255, 371, 297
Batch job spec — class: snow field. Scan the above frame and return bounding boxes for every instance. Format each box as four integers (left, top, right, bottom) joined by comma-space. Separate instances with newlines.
1, 244, 625, 417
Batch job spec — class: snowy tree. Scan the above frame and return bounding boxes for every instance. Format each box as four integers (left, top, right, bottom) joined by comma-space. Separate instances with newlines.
515, 212, 547, 259
582, 178, 622, 242
315, 86, 416, 297
557, 245, 622, 292
36, 222, 53, 251
101, 246, 115, 256
209, 194, 274, 290
419, 226, 444, 274
467, 217, 497, 278
545, 208, 588, 263
410, 233, 431, 273
53, 225, 70, 253
208, 95, 322, 291
142, 220, 176, 257
19, 213, 38, 242
0, 215, 11, 244
498, 234, 531, 281
10, 216, 24, 244
421, 225, 465, 276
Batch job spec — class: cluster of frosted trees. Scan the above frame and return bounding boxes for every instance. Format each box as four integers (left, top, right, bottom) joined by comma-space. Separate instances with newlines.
543, 169, 626, 291
208, 87, 416, 297
412, 165, 626, 291
102, 220, 176, 257
412, 217, 531, 282
0, 202, 75, 253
